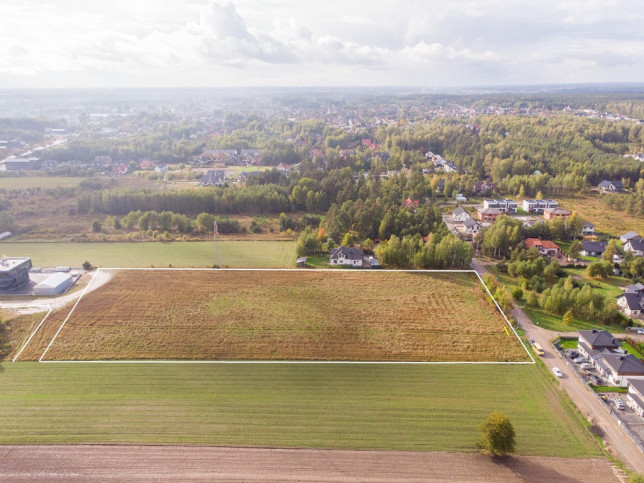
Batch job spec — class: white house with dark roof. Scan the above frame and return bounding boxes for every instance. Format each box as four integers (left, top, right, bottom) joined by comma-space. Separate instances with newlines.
483, 199, 517, 213
624, 237, 644, 256
627, 378, 644, 417
329, 246, 364, 267
463, 217, 481, 236
598, 353, 644, 387
581, 221, 595, 237
452, 206, 471, 222
580, 241, 607, 257
522, 199, 558, 213
617, 291, 644, 319
598, 180, 623, 192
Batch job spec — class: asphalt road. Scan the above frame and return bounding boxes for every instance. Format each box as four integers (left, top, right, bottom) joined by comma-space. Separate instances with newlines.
471, 258, 644, 474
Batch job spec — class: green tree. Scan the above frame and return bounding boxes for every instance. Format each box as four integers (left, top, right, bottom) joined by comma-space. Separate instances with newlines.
569, 239, 582, 259
511, 286, 523, 300
478, 411, 516, 457
562, 309, 574, 326
91, 219, 102, 233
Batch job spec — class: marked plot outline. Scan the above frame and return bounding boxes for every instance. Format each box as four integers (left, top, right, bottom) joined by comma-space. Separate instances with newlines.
29, 268, 533, 364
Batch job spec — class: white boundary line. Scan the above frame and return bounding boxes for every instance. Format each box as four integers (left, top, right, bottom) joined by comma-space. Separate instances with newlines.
39, 269, 99, 362
6, 304, 53, 362
38, 267, 534, 365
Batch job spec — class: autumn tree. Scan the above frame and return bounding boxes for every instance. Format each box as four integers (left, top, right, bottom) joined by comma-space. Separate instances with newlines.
478, 411, 516, 457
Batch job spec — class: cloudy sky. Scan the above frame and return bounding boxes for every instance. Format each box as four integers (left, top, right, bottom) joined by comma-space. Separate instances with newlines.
0, 0, 642, 88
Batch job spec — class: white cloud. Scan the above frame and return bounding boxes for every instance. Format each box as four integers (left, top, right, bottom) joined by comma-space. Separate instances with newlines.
0, 0, 642, 87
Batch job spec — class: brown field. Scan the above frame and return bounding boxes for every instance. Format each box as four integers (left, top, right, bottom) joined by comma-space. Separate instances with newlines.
33, 270, 528, 362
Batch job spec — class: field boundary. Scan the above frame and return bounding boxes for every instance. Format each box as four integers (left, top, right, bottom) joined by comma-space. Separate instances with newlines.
35, 268, 534, 365
4, 304, 53, 362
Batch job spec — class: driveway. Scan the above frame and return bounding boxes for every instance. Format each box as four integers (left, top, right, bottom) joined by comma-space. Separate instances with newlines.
472, 258, 644, 473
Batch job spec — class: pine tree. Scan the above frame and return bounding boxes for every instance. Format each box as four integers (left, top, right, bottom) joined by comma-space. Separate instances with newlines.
562, 309, 574, 326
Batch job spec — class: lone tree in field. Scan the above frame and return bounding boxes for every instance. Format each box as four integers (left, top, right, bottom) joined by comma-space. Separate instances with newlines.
478, 411, 516, 456
562, 309, 574, 326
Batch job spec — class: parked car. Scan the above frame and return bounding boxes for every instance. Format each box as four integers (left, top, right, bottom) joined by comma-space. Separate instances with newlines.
580, 362, 594, 370
615, 400, 625, 410
590, 375, 602, 385
552, 367, 563, 378
569, 350, 579, 359
573, 356, 587, 364
637, 329, 644, 335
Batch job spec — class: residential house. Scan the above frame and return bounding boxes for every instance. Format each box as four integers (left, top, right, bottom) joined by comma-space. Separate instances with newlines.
442, 162, 458, 173
627, 379, 644, 417
463, 218, 481, 236
543, 207, 572, 221
4, 157, 41, 170
477, 207, 502, 222
577, 329, 620, 361
624, 237, 644, 256
598, 353, 644, 387
522, 199, 558, 213
620, 232, 641, 243
329, 246, 364, 267
582, 221, 595, 237
473, 181, 496, 195
580, 241, 608, 257
452, 207, 471, 222
112, 163, 127, 175
276, 163, 291, 175
200, 169, 226, 186
483, 199, 518, 213
617, 291, 644, 319
404, 198, 420, 209
524, 238, 561, 257
598, 180, 623, 192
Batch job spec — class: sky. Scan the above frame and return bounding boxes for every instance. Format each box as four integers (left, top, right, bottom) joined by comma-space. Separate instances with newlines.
0, 0, 642, 89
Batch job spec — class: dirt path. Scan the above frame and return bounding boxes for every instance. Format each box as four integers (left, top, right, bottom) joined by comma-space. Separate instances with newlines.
0, 269, 113, 314
472, 258, 644, 474
0, 445, 618, 482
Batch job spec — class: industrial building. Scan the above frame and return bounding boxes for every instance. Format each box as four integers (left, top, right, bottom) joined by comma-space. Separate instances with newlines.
33, 272, 73, 296
0, 257, 32, 290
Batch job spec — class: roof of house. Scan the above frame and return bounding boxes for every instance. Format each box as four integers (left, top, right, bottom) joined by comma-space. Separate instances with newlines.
621, 231, 641, 240
453, 206, 467, 217
625, 283, 644, 293
544, 207, 572, 215
478, 207, 502, 215
599, 180, 623, 189
581, 241, 607, 253
601, 353, 644, 375
628, 378, 644, 397
583, 221, 595, 228
200, 169, 226, 185
463, 218, 480, 228
619, 292, 644, 311
330, 246, 364, 261
578, 329, 620, 348
626, 238, 644, 251
525, 238, 560, 250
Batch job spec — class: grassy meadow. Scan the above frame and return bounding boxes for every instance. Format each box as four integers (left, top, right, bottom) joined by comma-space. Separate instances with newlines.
0, 176, 82, 190
0, 240, 296, 268
0, 362, 599, 457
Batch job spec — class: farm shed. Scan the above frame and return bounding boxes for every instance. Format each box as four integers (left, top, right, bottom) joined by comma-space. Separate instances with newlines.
34, 272, 73, 295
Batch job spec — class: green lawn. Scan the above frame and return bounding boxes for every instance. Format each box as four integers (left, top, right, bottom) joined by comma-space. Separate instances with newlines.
0, 176, 82, 189
0, 241, 296, 268
0, 362, 599, 457
562, 268, 630, 298
621, 341, 644, 360
558, 339, 579, 350
305, 255, 330, 268
523, 307, 625, 333
555, 241, 596, 262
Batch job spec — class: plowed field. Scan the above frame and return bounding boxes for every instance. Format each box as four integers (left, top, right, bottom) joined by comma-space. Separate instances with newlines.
38, 269, 529, 362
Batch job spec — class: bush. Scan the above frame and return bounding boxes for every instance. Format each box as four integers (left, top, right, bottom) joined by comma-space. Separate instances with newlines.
511, 286, 523, 301
82, 261, 93, 270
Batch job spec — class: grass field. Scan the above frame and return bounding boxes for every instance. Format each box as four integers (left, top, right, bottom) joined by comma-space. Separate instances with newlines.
30, 270, 528, 362
0, 241, 296, 268
558, 193, 643, 235
0, 176, 81, 189
0, 362, 599, 456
